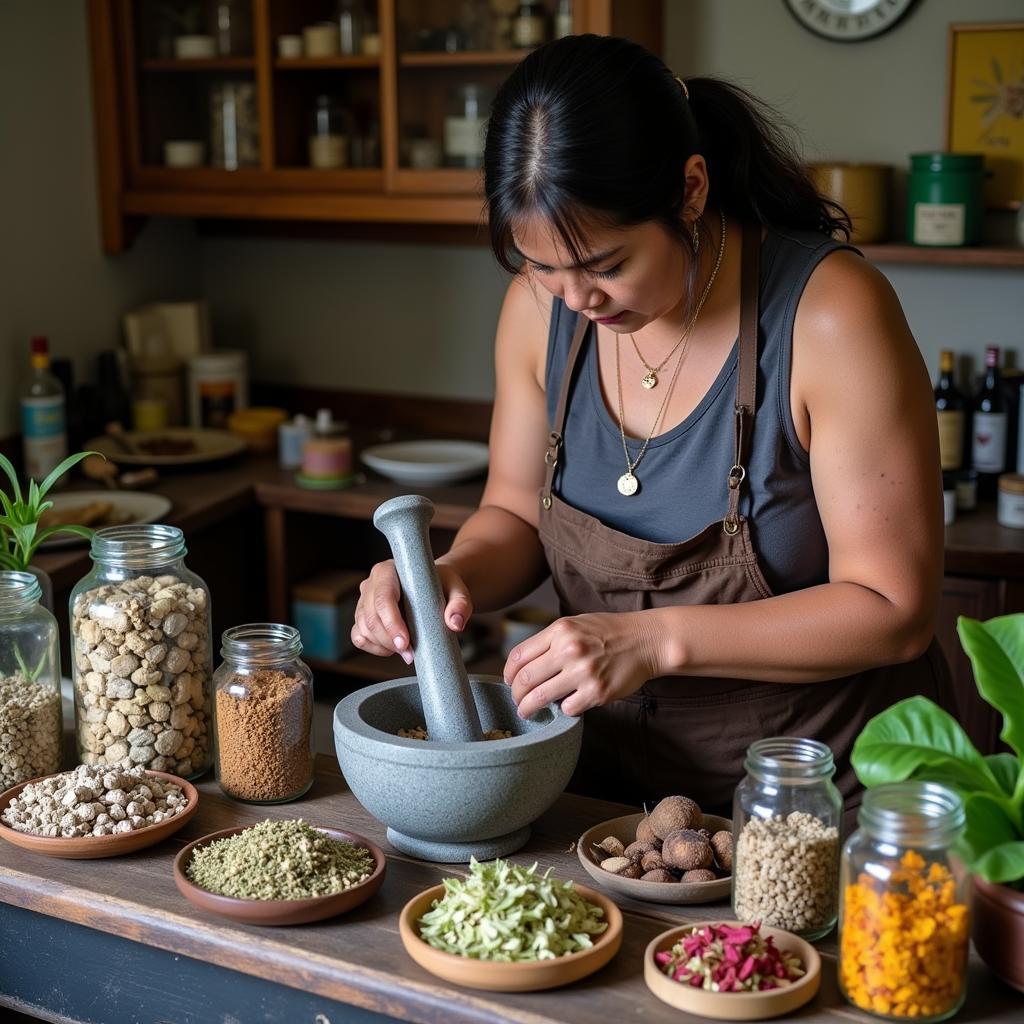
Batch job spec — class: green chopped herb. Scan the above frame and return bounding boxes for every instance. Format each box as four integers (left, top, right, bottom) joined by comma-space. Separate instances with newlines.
186, 819, 375, 900
417, 858, 608, 962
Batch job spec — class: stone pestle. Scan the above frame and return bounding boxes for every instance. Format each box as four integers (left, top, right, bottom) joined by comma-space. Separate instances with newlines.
373, 494, 484, 743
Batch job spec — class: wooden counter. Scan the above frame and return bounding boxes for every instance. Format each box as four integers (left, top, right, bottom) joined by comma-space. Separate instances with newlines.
0, 754, 1019, 1024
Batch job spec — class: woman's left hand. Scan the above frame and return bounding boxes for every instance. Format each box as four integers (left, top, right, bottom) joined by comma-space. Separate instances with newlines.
504, 612, 662, 719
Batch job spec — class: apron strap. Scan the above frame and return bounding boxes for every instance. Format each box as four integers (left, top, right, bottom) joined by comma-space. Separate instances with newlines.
724, 221, 762, 535
542, 311, 590, 510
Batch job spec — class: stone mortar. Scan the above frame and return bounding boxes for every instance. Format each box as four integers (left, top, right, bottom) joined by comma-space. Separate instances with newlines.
333, 494, 583, 861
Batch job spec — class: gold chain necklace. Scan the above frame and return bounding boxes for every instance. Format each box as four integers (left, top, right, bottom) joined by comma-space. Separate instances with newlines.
629, 209, 727, 389
614, 213, 727, 496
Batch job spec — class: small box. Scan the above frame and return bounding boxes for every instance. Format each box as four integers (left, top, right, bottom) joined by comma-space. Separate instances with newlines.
291, 570, 363, 661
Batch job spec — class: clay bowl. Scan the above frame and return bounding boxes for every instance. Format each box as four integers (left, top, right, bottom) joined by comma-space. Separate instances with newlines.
399, 881, 622, 991
0, 769, 198, 859
644, 921, 821, 1020
173, 824, 387, 925
578, 812, 732, 905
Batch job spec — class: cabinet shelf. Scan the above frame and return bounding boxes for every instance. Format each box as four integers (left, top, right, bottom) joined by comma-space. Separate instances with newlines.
859, 243, 1024, 267
399, 49, 534, 68
274, 56, 380, 70
141, 58, 257, 71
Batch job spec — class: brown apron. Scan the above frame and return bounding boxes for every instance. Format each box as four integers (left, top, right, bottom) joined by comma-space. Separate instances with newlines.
537, 222, 953, 827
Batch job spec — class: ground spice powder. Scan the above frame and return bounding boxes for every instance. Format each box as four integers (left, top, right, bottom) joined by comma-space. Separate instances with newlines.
216, 669, 312, 802
840, 849, 969, 1018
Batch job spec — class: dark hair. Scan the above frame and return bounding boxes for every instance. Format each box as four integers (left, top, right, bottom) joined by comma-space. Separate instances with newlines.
484, 34, 850, 274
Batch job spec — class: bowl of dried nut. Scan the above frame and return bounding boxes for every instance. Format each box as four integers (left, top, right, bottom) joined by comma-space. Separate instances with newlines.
577, 795, 732, 904
173, 818, 387, 925
0, 764, 198, 859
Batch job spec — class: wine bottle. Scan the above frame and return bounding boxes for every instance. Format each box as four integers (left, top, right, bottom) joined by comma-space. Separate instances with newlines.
971, 345, 1007, 498
20, 336, 67, 481
934, 349, 964, 472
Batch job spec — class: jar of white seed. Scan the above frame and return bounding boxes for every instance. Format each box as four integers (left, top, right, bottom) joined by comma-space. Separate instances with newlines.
731, 737, 842, 940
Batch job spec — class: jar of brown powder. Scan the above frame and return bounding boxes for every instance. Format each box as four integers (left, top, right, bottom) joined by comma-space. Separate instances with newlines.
214, 623, 313, 803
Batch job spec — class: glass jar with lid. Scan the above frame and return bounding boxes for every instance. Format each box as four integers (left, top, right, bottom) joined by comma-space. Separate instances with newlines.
839, 782, 970, 1022
443, 83, 493, 169
70, 525, 213, 779
309, 95, 351, 169
213, 623, 314, 803
209, 79, 260, 169
0, 571, 62, 789
732, 736, 843, 940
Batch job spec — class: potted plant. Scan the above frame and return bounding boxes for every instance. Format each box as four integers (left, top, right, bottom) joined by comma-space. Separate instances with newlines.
851, 612, 1024, 992
0, 452, 98, 611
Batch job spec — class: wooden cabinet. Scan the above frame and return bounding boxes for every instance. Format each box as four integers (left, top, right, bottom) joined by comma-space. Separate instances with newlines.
87, 0, 662, 251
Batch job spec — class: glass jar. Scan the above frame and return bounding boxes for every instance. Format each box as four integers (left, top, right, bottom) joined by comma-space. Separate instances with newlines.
839, 782, 970, 1022
213, 624, 314, 803
69, 525, 213, 779
209, 79, 259, 170
309, 95, 350, 170
212, 0, 252, 56
335, 0, 364, 56
732, 737, 843, 940
0, 571, 62, 789
443, 83, 492, 169
513, 1, 547, 47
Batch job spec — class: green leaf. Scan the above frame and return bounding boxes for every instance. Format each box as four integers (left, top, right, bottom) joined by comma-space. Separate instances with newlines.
26, 478, 40, 516
0, 452, 22, 504
0, 550, 22, 570
23, 524, 94, 563
961, 792, 1020, 865
986, 753, 1022, 798
851, 696, 1000, 796
36, 451, 99, 501
974, 842, 1024, 884
958, 615, 1024, 760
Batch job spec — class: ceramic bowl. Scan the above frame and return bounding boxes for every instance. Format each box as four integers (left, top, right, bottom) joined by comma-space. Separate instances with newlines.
644, 921, 821, 1020
0, 770, 198, 860
578, 812, 732, 905
173, 824, 386, 925
399, 881, 622, 991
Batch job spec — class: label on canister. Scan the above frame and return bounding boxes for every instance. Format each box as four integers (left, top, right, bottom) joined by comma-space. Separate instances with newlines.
199, 380, 237, 430
913, 203, 966, 246
444, 117, 486, 160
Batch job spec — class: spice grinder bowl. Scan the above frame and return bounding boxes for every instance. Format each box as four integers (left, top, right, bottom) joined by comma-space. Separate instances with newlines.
644, 921, 821, 1020
333, 676, 583, 862
172, 824, 387, 925
399, 881, 622, 992
0, 770, 199, 860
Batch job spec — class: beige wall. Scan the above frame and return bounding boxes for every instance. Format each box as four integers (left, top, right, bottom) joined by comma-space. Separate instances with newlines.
0, 2, 199, 439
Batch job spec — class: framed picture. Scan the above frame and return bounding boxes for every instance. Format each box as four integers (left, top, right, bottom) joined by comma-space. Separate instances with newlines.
946, 22, 1024, 209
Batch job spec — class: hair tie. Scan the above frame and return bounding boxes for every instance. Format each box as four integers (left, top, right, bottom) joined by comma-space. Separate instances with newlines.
675, 76, 690, 100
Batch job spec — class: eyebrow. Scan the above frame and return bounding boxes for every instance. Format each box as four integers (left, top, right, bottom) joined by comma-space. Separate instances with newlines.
520, 245, 624, 270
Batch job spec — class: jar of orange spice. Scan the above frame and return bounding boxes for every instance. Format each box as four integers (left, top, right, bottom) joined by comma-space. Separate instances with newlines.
839, 782, 970, 1022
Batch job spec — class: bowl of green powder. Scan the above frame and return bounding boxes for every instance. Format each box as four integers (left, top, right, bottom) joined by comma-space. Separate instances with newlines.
399, 858, 622, 991
173, 818, 386, 925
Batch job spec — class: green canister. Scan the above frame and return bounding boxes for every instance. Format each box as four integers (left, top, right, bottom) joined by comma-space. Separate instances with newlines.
907, 152, 985, 247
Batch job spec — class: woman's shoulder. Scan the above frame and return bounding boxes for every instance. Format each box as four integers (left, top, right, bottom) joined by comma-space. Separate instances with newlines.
495, 273, 556, 390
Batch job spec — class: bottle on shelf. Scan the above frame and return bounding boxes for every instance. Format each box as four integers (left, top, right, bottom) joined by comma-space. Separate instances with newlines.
444, 83, 492, 169
513, 1, 547, 48
934, 349, 964, 473
20, 336, 67, 482
970, 344, 1007, 499
555, 0, 574, 37
336, 0, 365, 56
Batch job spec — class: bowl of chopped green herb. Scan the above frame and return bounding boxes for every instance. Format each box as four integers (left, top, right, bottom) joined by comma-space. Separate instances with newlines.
398, 857, 622, 991
172, 819, 386, 925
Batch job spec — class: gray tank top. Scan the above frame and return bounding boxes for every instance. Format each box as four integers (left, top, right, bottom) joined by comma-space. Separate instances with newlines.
545, 227, 858, 596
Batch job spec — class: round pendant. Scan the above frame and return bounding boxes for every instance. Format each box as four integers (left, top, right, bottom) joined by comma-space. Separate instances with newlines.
641, 372, 657, 389
617, 472, 639, 496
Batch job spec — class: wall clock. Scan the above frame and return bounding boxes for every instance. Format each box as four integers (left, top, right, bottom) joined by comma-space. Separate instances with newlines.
782, 0, 917, 42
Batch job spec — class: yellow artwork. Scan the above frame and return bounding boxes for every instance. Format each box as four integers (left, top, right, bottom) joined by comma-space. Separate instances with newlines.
947, 23, 1024, 209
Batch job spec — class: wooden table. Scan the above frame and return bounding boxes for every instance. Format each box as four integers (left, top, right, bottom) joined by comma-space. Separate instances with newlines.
0, 756, 1019, 1024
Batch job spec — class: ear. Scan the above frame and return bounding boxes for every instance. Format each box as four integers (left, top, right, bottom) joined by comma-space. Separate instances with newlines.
682, 154, 709, 222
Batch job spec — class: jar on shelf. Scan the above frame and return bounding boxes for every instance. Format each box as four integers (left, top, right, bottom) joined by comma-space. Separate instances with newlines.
335, 0, 365, 56
731, 736, 842, 940
443, 83, 493, 169
513, 1, 547, 47
69, 525, 213, 780
0, 571, 62, 790
212, 0, 252, 56
213, 623, 314, 804
309, 95, 350, 170
839, 782, 970, 1022
209, 79, 259, 170
907, 152, 985, 248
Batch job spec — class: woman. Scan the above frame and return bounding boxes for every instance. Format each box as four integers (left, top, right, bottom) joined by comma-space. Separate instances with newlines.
353, 35, 953, 820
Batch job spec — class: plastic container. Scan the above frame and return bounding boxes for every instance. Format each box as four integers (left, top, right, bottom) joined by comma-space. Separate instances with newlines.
732, 737, 842, 940
907, 153, 985, 247
291, 569, 363, 660
839, 782, 969, 1021
997, 473, 1024, 529
69, 525, 213, 779
187, 350, 248, 429
213, 623, 314, 803
227, 406, 287, 453
0, 571, 62, 790
278, 414, 311, 469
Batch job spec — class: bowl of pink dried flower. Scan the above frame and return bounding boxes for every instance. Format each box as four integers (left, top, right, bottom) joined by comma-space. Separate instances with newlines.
643, 921, 820, 1020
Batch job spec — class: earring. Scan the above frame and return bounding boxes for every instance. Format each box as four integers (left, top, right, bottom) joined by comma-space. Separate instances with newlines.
692, 219, 700, 255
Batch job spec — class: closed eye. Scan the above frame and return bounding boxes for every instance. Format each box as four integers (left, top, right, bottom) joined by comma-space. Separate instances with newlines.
592, 262, 623, 280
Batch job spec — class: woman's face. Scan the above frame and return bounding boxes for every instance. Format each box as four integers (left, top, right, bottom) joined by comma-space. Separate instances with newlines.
513, 213, 690, 332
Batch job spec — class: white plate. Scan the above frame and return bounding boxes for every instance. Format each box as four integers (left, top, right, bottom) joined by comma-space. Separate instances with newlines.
84, 429, 246, 466
37, 491, 172, 549
360, 441, 489, 486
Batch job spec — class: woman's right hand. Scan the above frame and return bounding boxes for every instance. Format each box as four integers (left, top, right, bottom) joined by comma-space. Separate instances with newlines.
351, 559, 474, 664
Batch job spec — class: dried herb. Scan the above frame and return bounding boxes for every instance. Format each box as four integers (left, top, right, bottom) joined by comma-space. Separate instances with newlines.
186, 819, 375, 900
417, 857, 607, 961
